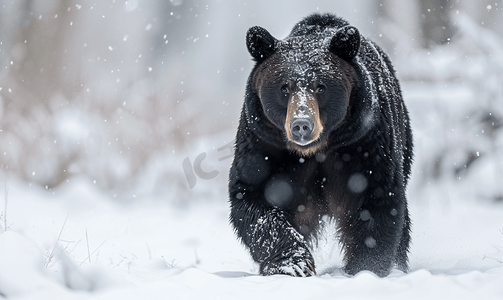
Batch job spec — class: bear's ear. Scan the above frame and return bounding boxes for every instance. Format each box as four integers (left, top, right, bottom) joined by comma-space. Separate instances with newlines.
246, 26, 277, 62
329, 25, 360, 61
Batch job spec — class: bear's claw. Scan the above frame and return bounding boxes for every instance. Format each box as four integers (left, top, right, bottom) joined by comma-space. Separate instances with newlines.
260, 249, 316, 277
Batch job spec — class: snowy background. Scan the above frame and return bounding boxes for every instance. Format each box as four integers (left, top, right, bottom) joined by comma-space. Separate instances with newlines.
1, 0, 503, 299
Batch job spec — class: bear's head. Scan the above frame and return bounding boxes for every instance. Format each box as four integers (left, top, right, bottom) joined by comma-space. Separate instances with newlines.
246, 20, 361, 156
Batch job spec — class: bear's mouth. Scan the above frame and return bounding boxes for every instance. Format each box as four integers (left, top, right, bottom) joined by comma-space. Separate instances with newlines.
293, 138, 315, 146
286, 131, 326, 157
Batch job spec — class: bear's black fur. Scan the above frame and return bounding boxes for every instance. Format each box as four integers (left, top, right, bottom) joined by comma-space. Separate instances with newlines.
229, 13, 413, 277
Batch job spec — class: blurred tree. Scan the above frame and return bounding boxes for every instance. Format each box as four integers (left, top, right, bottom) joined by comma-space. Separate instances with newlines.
0, 0, 78, 187
0, 0, 222, 194
419, 0, 455, 47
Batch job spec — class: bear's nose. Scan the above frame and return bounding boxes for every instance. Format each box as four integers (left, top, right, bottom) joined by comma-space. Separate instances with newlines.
291, 118, 314, 141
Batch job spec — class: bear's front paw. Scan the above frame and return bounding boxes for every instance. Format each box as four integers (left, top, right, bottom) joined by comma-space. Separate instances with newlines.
260, 248, 316, 277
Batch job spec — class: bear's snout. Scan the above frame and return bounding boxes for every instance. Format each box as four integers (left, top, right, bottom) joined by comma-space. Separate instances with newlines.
291, 118, 314, 145
284, 88, 324, 153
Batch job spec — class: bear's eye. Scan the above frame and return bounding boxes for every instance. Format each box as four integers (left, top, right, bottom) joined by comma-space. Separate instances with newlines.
316, 85, 326, 94
280, 85, 289, 95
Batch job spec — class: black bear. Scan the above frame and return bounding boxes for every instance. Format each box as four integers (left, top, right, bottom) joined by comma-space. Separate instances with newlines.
229, 13, 413, 277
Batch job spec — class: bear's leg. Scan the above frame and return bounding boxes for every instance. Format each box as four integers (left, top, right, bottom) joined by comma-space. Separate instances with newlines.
341, 200, 406, 277
230, 201, 316, 277
395, 205, 411, 272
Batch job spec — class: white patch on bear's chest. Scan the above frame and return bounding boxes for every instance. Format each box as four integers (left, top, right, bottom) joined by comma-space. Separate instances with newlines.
310, 216, 344, 275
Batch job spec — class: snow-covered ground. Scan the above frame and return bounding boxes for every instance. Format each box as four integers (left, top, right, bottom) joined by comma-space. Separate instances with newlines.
1, 167, 502, 300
